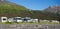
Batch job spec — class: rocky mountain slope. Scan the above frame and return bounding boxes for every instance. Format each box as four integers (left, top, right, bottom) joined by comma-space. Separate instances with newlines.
44, 6, 60, 13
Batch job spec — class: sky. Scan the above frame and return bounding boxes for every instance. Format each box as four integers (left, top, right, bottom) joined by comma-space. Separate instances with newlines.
8, 0, 60, 10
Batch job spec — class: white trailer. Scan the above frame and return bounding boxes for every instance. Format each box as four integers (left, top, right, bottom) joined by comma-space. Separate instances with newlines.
1, 17, 7, 22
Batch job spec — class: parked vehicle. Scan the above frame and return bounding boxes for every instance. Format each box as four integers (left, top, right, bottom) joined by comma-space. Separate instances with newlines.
1, 17, 7, 22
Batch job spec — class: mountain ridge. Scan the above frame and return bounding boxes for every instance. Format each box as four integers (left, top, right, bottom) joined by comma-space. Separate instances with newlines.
44, 6, 60, 13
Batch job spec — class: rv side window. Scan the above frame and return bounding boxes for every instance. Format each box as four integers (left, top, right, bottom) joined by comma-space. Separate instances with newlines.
17, 18, 21, 20
3, 19, 6, 20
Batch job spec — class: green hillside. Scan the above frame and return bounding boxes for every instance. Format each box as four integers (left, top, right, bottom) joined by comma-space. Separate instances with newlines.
0, 4, 29, 17
0, 4, 28, 10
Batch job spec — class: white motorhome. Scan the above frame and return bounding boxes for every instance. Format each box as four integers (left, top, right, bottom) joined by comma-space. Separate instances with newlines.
51, 20, 59, 23
1, 17, 7, 22
23, 17, 31, 22
8, 18, 14, 22
32, 19, 38, 22
13, 17, 23, 22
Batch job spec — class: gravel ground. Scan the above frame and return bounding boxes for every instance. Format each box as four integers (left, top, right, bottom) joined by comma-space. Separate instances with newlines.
0, 24, 60, 29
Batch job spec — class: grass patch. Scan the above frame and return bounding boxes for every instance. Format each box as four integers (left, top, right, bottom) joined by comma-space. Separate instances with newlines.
0, 21, 60, 24
0, 22, 2, 24
39, 21, 60, 24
